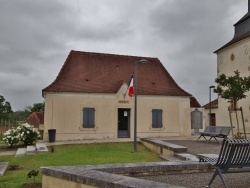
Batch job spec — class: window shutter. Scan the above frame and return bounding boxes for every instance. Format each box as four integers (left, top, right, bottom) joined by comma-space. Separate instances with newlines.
89, 108, 95, 128
152, 109, 162, 128
152, 109, 157, 128
83, 108, 95, 128
83, 108, 88, 128
156, 110, 162, 128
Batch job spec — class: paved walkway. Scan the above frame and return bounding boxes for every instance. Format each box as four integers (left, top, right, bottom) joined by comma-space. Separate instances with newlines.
0, 150, 16, 156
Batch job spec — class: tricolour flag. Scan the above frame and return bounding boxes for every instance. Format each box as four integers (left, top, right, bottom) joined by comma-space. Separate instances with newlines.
128, 75, 134, 97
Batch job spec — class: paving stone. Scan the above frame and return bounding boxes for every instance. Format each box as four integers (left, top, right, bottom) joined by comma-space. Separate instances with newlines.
0, 162, 9, 176
0, 150, 16, 156
15, 148, 26, 157
160, 155, 182, 161
175, 153, 199, 161
36, 142, 48, 153
26, 145, 36, 155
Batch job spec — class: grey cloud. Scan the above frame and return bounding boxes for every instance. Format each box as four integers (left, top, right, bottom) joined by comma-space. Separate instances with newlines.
0, 0, 248, 110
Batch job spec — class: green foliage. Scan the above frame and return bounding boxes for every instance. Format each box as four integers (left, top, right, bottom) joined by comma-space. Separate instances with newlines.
3, 123, 40, 147
214, 70, 250, 106
31, 103, 44, 113
17, 123, 40, 146
0, 142, 161, 187
0, 95, 13, 119
7, 102, 44, 121
3, 128, 20, 147
27, 170, 39, 180
9, 110, 30, 120
24, 102, 44, 114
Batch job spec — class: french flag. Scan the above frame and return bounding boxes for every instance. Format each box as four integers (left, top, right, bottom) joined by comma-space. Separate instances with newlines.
128, 75, 134, 98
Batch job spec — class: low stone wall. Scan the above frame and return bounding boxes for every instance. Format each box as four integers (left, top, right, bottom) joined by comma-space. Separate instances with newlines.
40, 161, 212, 188
140, 138, 188, 156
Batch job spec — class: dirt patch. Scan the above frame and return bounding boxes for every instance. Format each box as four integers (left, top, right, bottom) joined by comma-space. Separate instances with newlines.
22, 182, 42, 188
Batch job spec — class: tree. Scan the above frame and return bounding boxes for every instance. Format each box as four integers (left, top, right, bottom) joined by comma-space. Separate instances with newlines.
9, 102, 44, 120
24, 102, 44, 114
0, 95, 13, 119
10, 110, 30, 120
31, 102, 44, 113
214, 70, 250, 108
214, 70, 250, 138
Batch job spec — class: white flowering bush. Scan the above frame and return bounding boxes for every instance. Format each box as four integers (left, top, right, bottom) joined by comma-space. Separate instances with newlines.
3, 123, 40, 147
3, 128, 20, 147
18, 123, 40, 146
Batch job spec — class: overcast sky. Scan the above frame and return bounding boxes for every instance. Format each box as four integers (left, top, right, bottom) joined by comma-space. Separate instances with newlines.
0, 0, 248, 111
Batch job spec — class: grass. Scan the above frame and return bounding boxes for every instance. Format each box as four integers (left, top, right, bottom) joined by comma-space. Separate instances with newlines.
0, 142, 161, 188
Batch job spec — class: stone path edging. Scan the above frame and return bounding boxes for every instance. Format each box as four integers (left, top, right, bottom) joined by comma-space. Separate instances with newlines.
0, 162, 9, 176
40, 161, 213, 188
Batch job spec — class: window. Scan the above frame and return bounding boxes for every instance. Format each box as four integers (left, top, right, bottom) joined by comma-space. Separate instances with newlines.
82, 108, 95, 128
152, 109, 162, 128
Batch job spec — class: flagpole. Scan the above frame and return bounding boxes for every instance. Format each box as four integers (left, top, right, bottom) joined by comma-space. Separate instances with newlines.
133, 59, 149, 152
134, 62, 138, 152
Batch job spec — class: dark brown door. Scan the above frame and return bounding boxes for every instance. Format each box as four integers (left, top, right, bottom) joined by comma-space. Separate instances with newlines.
118, 108, 130, 138
211, 113, 216, 126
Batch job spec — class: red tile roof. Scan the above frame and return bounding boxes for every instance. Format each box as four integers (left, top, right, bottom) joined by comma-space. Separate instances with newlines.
43, 50, 191, 97
190, 97, 201, 108
27, 112, 44, 125
202, 98, 218, 109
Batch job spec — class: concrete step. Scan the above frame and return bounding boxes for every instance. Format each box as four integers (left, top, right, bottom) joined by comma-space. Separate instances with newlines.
160, 155, 182, 161
15, 148, 27, 157
36, 142, 48, 153
15, 142, 48, 157
174, 153, 199, 161
26, 145, 36, 155
0, 162, 9, 176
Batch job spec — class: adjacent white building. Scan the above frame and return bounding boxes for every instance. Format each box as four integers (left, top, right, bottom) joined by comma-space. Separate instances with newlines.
214, 0, 250, 134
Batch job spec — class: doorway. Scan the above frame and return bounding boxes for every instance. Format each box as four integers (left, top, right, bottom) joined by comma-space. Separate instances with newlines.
118, 108, 130, 138
210, 113, 216, 126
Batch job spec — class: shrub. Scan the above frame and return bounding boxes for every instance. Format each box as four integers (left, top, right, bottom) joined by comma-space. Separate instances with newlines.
3, 128, 20, 147
17, 123, 40, 146
8, 163, 19, 171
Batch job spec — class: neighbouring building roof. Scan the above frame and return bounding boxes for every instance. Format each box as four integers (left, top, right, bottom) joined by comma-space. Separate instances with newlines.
190, 97, 201, 108
214, 1, 250, 53
26, 112, 44, 125
202, 98, 218, 109
43, 50, 192, 97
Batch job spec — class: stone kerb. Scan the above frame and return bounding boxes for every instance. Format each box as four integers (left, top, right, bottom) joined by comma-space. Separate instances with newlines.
40, 161, 212, 188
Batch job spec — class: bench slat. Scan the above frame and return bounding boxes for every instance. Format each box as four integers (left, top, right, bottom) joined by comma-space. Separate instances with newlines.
200, 138, 250, 187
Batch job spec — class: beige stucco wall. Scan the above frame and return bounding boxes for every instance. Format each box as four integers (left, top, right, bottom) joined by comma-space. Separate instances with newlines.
42, 175, 97, 188
43, 84, 191, 141
216, 37, 250, 134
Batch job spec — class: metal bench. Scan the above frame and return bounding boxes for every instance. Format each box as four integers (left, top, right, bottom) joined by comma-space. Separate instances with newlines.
197, 126, 233, 142
200, 139, 250, 188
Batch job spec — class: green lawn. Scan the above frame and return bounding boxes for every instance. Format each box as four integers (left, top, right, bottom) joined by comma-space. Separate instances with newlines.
0, 142, 161, 188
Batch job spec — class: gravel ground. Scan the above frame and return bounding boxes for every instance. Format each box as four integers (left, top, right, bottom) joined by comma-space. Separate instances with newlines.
164, 139, 222, 155
140, 139, 250, 188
